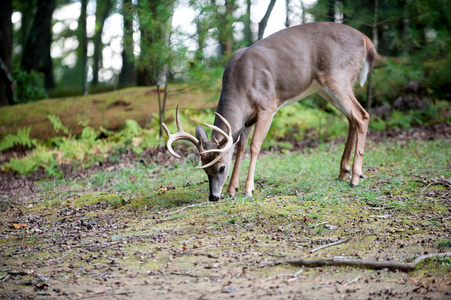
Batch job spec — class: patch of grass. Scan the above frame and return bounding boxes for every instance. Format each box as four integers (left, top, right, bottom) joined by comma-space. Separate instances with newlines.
437, 239, 451, 249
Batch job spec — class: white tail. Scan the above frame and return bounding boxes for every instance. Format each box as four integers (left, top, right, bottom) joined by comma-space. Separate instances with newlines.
164, 22, 377, 201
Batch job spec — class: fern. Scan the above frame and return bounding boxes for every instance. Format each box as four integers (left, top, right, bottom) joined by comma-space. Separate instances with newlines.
0, 127, 35, 151
47, 115, 71, 135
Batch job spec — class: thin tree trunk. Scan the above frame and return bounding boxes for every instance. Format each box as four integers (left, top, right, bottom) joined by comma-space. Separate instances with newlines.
93, 0, 113, 86
0, 0, 14, 106
119, 0, 136, 85
366, 0, 378, 111
300, 0, 306, 24
81, 0, 88, 95
258, 0, 277, 40
244, 0, 253, 46
285, 0, 290, 27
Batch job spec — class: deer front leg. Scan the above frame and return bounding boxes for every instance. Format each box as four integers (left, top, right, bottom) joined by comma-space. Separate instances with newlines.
244, 111, 275, 196
228, 126, 253, 196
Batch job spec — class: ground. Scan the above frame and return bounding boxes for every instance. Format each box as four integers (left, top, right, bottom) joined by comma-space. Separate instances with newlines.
1, 124, 450, 299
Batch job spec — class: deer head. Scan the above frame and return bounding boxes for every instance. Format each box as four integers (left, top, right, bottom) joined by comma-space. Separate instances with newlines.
162, 106, 234, 201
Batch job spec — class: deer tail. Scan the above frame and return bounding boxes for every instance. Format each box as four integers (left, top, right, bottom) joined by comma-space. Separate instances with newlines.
359, 34, 377, 87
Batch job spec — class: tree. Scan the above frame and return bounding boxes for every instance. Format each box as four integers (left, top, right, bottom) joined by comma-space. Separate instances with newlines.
243, 0, 253, 46
80, 0, 88, 95
136, 0, 174, 86
21, 0, 56, 90
119, 0, 136, 86
92, 0, 114, 86
0, 0, 14, 106
258, 0, 277, 40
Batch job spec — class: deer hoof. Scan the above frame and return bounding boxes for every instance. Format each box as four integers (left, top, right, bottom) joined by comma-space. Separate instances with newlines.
360, 174, 365, 179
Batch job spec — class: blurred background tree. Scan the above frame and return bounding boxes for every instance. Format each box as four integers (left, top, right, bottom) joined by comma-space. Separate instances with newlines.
0, 0, 449, 110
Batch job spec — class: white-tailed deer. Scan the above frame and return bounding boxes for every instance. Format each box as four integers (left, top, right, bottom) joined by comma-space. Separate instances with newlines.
163, 22, 377, 201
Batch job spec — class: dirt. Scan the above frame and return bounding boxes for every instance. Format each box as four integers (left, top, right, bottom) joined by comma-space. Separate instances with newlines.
1, 123, 451, 299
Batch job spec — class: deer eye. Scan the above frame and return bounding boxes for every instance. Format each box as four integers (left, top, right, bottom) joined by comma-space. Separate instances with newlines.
219, 165, 226, 173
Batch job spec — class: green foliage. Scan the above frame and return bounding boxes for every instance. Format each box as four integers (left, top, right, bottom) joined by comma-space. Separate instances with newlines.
0, 115, 160, 175
0, 128, 35, 151
48, 115, 71, 135
13, 69, 48, 103
437, 239, 451, 249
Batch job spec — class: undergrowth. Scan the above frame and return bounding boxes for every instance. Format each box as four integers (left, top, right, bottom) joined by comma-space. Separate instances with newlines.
1, 99, 450, 177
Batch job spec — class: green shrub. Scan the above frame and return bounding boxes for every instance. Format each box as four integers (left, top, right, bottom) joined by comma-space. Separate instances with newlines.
13, 69, 48, 103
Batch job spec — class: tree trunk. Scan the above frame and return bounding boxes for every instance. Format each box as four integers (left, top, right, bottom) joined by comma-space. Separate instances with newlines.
300, 0, 306, 24
93, 0, 113, 86
366, 0, 378, 111
21, 0, 56, 89
0, 0, 14, 106
119, 0, 136, 86
243, 0, 253, 46
285, 0, 290, 27
327, 0, 335, 22
258, 0, 277, 40
217, 0, 235, 56
80, 0, 88, 95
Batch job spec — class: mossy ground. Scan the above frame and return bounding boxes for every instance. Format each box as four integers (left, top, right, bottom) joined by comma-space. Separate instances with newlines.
0, 86, 217, 140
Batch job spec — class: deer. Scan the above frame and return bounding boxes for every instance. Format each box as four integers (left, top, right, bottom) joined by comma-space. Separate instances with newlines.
163, 22, 377, 202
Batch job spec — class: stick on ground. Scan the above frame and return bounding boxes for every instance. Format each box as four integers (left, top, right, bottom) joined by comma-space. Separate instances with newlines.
261, 252, 451, 272
310, 239, 349, 253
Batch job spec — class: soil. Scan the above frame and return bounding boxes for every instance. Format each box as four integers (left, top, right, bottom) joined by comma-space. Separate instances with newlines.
1, 123, 451, 299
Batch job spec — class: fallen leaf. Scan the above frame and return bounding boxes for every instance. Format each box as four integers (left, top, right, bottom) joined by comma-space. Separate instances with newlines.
12, 224, 27, 229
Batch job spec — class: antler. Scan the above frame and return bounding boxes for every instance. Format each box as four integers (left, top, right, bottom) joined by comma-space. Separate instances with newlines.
162, 105, 201, 159
198, 113, 233, 169
162, 106, 234, 169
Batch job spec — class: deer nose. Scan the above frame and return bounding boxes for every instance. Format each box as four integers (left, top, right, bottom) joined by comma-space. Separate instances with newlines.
209, 195, 220, 202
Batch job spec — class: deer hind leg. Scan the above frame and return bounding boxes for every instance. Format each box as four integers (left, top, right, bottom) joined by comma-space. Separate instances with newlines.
244, 110, 275, 196
228, 125, 253, 196
317, 86, 369, 187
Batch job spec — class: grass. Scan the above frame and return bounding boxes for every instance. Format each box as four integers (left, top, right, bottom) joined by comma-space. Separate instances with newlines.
34, 138, 450, 223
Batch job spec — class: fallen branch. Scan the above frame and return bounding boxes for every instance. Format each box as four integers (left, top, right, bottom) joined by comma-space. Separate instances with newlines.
261, 269, 304, 283
310, 239, 349, 253
170, 271, 219, 278
260, 252, 451, 272
163, 201, 211, 217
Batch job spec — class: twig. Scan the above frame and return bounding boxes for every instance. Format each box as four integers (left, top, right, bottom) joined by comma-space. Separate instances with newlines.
170, 272, 219, 278
310, 239, 349, 253
346, 277, 360, 285
421, 179, 451, 194
260, 252, 451, 272
176, 245, 217, 256
179, 237, 196, 244
261, 269, 304, 283
163, 201, 211, 217
313, 222, 328, 228
1, 274, 10, 282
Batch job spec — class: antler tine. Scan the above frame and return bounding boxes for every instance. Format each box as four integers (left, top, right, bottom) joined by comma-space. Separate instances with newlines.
163, 105, 200, 159
197, 113, 234, 169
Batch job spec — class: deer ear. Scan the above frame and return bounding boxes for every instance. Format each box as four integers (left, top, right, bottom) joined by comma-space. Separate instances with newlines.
195, 125, 208, 148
